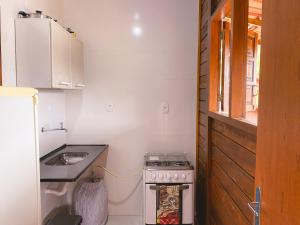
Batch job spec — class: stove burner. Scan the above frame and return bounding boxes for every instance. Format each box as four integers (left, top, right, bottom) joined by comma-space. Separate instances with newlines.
146, 161, 164, 167
144, 153, 192, 170
168, 161, 189, 167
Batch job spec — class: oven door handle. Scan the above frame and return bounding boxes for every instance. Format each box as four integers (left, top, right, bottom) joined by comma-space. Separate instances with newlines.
149, 185, 190, 191
178, 185, 190, 191
149, 185, 166, 191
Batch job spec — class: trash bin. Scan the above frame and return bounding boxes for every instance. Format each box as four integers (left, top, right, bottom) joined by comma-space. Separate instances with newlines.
74, 179, 108, 225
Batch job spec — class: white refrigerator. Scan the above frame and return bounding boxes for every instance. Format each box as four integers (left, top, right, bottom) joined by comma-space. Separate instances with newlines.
0, 87, 41, 225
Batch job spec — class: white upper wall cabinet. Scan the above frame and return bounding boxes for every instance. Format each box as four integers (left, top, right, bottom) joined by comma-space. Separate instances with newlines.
15, 18, 85, 89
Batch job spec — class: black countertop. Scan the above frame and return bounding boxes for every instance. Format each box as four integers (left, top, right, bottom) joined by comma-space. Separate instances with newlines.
40, 145, 108, 182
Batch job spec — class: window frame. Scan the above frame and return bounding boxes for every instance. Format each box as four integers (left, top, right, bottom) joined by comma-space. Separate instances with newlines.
209, 0, 258, 126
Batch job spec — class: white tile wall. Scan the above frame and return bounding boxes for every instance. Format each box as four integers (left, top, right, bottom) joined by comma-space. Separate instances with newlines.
38, 90, 66, 157
63, 0, 199, 216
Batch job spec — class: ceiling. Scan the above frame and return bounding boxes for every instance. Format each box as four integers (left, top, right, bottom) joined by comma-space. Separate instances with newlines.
249, 0, 262, 19
222, 0, 263, 38
249, 0, 262, 38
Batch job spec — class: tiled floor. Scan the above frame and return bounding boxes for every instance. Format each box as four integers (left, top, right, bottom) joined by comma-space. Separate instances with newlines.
106, 216, 142, 225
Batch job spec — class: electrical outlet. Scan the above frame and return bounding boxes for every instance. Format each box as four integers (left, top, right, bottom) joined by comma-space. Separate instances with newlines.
106, 104, 114, 112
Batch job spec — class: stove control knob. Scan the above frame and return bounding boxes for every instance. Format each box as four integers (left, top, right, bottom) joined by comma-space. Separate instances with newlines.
151, 173, 156, 180
173, 174, 179, 180
159, 173, 164, 180
182, 174, 187, 180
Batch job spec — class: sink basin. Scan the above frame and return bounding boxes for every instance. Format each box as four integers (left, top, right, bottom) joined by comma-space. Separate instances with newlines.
45, 152, 89, 166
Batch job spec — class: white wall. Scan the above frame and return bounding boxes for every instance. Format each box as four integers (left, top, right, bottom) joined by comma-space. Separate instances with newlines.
64, 0, 199, 216
38, 90, 66, 157
26, 0, 64, 22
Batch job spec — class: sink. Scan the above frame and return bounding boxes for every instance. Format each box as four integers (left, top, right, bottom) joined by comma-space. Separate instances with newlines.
45, 152, 89, 166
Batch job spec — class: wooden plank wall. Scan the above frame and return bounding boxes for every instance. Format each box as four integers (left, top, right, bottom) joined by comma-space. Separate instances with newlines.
196, 0, 257, 224
210, 119, 256, 225
196, 0, 210, 224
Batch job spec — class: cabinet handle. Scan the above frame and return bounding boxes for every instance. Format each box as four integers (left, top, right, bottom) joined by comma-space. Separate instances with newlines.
76, 84, 85, 88
59, 82, 71, 86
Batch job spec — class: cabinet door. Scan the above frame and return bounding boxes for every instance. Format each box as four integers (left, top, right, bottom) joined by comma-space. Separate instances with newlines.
71, 37, 85, 89
51, 21, 72, 89
15, 19, 52, 88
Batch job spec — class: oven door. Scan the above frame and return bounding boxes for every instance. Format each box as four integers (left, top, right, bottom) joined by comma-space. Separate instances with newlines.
145, 184, 193, 225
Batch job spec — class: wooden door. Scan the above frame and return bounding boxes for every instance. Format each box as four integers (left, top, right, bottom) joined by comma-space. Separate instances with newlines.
255, 0, 300, 224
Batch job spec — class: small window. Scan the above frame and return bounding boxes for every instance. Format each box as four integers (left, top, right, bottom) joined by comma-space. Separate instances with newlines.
209, 0, 263, 126
245, 0, 262, 124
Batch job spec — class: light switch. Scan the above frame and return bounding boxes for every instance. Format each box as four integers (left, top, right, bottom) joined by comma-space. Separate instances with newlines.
161, 103, 169, 114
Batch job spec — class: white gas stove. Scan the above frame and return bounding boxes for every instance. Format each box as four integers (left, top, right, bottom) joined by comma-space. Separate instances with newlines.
143, 153, 194, 225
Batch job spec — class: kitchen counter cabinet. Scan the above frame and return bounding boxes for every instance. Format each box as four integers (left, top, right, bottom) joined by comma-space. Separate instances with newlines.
40, 145, 108, 182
